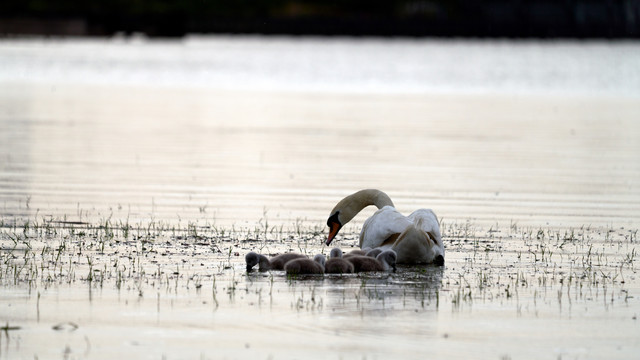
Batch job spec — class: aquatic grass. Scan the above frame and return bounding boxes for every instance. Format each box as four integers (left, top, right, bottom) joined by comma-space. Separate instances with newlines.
0, 215, 637, 322
212, 275, 219, 308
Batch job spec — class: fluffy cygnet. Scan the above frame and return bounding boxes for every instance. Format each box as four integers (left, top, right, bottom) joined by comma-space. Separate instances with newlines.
365, 248, 383, 258
343, 247, 371, 258
269, 253, 308, 270
245, 251, 307, 271
245, 251, 270, 272
347, 250, 397, 272
324, 248, 354, 274
285, 254, 326, 275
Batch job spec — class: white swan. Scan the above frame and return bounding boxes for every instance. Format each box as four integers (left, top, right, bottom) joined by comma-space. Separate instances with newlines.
325, 189, 444, 265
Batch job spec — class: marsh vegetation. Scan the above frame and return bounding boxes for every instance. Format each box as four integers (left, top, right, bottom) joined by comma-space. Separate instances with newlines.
1, 215, 637, 359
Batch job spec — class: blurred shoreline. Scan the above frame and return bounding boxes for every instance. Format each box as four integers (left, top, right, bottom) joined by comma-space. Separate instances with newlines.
2, 37, 638, 98
1, 1, 639, 38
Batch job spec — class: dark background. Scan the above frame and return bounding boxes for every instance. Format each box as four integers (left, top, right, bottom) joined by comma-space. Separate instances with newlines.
1, 0, 639, 38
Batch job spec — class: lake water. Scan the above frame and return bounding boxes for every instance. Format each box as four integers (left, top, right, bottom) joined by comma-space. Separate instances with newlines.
0, 36, 639, 359
2, 36, 640, 96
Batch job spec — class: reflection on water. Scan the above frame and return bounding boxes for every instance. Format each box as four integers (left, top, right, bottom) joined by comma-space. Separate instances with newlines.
0, 38, 639, 229
0, 84, 638, 228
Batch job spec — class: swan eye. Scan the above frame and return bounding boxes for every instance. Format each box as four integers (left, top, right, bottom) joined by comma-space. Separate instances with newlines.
327, 211, 340, 227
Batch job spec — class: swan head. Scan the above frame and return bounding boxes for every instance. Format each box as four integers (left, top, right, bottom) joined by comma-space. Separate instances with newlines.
326, 189, 395, 246
376, 250, 397, 272
326, 211, 343, 246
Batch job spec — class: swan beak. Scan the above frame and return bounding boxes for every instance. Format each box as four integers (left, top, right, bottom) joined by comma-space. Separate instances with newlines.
326, 222, 341, 246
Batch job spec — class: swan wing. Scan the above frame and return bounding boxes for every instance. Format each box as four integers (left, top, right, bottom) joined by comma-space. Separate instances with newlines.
359, 206, 412, 249
407, 208, 444, 259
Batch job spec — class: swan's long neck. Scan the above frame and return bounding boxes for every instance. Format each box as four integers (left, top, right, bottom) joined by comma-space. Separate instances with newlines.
331, 189, 394, 226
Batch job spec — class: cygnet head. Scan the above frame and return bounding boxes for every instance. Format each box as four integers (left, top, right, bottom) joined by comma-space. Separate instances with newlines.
329, 248, 343, 259
365, 248, 383, 258
245, 251, 260, 272
245, 251, 271, 272
313, 254, 326, 267
376, 250, 397, 272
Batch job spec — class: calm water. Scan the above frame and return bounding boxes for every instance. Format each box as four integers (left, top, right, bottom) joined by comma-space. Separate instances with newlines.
1, 37, 639, 229
1, 37, 639, 359
1, 36, 640, 96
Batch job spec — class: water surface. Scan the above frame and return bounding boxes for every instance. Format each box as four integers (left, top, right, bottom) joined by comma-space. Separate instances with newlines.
2, 37, 640, 96
0, 37, 639, 359
1, 85, 638, 229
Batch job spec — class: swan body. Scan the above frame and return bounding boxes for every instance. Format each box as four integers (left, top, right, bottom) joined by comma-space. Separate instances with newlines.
325, 248, 355, 274
347, 249, 397, 272
285, 254, 326, 275
326, 189, 444, 265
